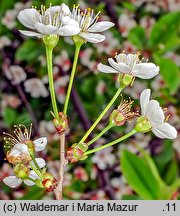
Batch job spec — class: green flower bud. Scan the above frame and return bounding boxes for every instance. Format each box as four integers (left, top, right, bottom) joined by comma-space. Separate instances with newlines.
43, 35, 59, 49
67, 142, 88, 163
53, 112, 69, 135
135, 116, 152, 133
14, 164, 29, 179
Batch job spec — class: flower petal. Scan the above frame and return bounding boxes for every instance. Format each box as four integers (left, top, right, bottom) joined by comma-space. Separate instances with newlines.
60, 3, 71, 15
97, 63, 118, 73
145, 99, 160, 118
116, 53, 127, 63
108, 58, 130, 73
88, 21, 114, 32
19, 30, 42, 37
17, 9, 40, 29
23, 179, 35, 186
150, 104, 165, 124
152, 122, 177, 139
132, 63, 159, 79
80, 33, 105, 43
140, 89, 151, 115
57, 25, 80, 36
3, 176, 22, 188
34, 23, 58, 35
9, 143, 29, 157
33, 137, 47, 152
24, 170, 40, 186
30, 158, 46, 168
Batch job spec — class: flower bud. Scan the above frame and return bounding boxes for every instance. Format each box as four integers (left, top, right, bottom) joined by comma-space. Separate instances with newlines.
53, 112, 68, 135
14, 164, 29, 179
135, 116, 152, 133
67, 142, 88, 163
42, 173, 57, 192
118, 73, 135, 87
43, 35, 59, 49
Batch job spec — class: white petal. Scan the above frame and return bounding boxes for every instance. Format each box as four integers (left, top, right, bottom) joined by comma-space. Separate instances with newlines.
19, 30, 42, 37
23, 179, 35, 186
3, 176, 22, 188
65, 18, 79, 27
17, 9, 40, 29
152, 122, 177, 139
9, 143, 29, 157
116, 53, 127, 63
132, 63, 159, 79
150, 104, 165, 124
33, 137, 47, 152
60, 3, 71, 15
146, 100, 160, 119
108, 58, 130, 73
140, 89, 151, 115
35, 23, 58, 35
97, 63, 118, 73
57, 25, 80, 36
24, 170, 39, 186
30, 158, 46, 168
29, 170, 39, 179
45, 6, 61, 14
88, 21, 114, 32
80, 33, 105, 43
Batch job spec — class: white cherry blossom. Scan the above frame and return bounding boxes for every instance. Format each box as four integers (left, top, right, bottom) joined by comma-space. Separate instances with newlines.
17, 4, 80, 37
98, 53, 159, 79
70, 5, 114, 43
139, 89, 177, 139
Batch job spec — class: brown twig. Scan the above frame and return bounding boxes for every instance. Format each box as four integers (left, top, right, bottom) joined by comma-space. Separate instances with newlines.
54, 133, 68, 200
15, 84, 39, 133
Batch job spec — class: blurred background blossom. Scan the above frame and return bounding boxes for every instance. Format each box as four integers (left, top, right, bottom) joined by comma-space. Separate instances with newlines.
0, 0, 179, 200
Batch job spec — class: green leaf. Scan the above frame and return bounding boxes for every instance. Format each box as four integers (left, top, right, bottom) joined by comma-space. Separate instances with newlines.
164, 160, 178, 185
128, 26, 146, 49
137, 146, 165, 188
149, 12, 180, 48
15, 40, 44, 62
3, 107, 17, 127
18, 187, 45, 200
157, 58, 180, 94
122, 195, 142, 200
121, 149, 161, 199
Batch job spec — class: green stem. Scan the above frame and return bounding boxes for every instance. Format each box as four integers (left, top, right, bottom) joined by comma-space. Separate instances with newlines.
30, 163, 43, 179
85, 129, 136, 155
79, 86, 124, 143
45, 46, 59, 120
31, 156, 42, 173
87, 124, 113, 146
63, 43, 82, 114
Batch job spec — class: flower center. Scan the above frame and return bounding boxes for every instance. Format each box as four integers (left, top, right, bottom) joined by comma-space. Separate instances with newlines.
115, 51, 148, 72
72, 4, 100, 32
36, 5, 61, 28
3, 124, 32, 150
